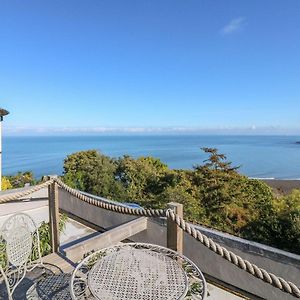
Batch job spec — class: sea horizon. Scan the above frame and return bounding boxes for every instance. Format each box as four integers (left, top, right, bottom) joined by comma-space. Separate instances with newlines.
3, 134, 300, 180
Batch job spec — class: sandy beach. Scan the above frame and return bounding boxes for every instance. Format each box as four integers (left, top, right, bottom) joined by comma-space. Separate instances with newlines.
261, 179, 300, 195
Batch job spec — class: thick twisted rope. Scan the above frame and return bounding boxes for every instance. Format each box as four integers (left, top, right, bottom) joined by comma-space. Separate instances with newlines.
54, 178, 300, 298
54, 178, 166, 218
53, 179, 300, 297
0, 179, 53, 204
166, 209, 300, 298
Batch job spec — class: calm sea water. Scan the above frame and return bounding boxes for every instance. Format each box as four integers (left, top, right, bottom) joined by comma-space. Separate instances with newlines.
2, 135, 300, 179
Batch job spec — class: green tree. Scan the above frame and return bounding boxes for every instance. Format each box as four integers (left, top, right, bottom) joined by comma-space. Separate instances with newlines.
63, 150, 124, 199
193, 148, 274, 234
115, 156, 169, 206
158, 170, 203, 221
275, 190, 300, 253
242, 190, 300, 254
61, 148, 300, 254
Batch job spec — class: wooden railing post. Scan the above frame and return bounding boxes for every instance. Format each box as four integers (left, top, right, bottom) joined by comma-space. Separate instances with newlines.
167, 202, 183, 254
48, 175, 60, 253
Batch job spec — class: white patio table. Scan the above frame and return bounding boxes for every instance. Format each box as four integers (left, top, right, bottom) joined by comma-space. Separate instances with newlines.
70, 243, 207, 300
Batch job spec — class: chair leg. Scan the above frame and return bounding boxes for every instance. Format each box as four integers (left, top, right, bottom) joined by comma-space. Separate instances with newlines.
1, 266, 13, 300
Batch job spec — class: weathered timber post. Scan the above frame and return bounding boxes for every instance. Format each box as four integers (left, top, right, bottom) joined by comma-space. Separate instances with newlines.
167, 202, 183, 254
47, 175, 60, 253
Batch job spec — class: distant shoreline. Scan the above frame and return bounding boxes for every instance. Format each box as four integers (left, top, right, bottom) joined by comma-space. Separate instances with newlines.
260, 179, 300, 194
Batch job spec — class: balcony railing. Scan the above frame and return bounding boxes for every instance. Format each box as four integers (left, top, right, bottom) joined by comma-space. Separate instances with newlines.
0, 176, 299, 299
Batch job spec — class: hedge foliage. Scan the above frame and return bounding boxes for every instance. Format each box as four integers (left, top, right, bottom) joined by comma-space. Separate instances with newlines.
63, 149, 300, 254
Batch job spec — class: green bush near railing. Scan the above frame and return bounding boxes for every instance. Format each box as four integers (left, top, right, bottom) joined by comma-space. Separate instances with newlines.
34, 213, 68, 259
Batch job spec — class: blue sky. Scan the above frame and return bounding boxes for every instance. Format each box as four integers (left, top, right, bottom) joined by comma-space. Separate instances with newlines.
1, 0, 300, 135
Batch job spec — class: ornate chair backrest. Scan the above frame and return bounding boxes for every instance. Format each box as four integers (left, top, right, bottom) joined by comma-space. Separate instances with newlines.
0, 213, 42, 299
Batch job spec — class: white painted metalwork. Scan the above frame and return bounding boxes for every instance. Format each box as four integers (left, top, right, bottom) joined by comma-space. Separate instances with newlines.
70, 243, 207, 300
0, 213, 43, 300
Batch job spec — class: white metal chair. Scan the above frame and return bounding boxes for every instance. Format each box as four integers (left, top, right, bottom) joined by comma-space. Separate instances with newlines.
0, 213, 43, 300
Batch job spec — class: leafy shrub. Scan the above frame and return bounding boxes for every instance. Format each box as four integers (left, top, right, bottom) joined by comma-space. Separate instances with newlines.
1, 177, 12, 190
62, 149, 300, 254
63, 150, 123, 199
242, 190, 300, 253
6, 171, 35, 188
36, 213, 68, 258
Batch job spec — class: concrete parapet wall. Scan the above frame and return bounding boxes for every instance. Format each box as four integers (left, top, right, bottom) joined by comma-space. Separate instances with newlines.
58, 188, 300, 300
58, 187, 137, 229
183, 229, 300, 300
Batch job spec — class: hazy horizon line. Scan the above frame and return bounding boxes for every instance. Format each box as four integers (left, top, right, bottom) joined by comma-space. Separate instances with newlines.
3, 125, 300, 136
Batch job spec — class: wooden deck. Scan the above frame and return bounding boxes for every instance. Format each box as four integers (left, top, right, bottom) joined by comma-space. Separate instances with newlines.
42, 252, 76, 274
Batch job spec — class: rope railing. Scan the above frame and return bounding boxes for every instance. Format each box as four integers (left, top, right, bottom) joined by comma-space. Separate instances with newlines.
54, 178, 166, 218
0, 179, 53, 204
1, 178, 299, 298
166, 209, 300, 298
53, 179, 300, 298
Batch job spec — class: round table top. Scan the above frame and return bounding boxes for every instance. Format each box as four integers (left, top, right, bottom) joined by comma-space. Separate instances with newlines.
88, 248, 188, 300
70, 243, 207, 300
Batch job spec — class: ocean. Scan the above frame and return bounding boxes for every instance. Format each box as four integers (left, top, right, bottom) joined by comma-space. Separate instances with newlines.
2, 135, 300, 179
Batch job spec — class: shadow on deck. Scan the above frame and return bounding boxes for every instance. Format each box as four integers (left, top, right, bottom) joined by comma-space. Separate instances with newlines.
0, 263, 71, 300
